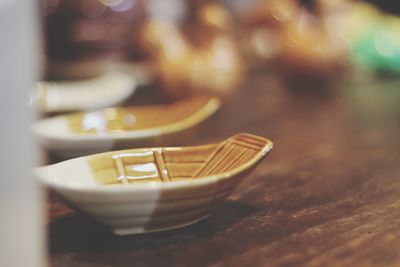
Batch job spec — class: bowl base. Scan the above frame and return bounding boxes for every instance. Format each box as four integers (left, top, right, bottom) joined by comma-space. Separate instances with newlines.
112, 214, 210, 235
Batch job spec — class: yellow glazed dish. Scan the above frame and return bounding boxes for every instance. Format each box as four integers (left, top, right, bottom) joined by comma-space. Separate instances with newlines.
34, 95, 220, 157
36, 133, 273, 235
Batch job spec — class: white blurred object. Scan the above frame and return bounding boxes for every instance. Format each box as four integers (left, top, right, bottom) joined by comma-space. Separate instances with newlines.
146, 0, 186, 23
36, 71, 138, 113
221, 0, 259, 16
0, 0, 45, 267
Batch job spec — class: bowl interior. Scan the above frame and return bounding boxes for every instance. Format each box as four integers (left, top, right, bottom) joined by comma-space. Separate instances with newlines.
68, 95, 214, 134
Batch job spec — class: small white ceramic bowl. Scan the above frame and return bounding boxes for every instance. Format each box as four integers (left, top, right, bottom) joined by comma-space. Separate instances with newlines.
36, 71, 137, 113
36, 133, 273, 235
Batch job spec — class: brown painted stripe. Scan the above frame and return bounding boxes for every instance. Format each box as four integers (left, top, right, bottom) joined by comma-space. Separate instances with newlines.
195, 136, 266, 177
194, 142, 226, 177
112, 155, 129, 185
233, 134, 268, 146
235, 150, 258, 168
206, 145, 241, 175
153, 149, 169, 181
221, 147, 248, 173
196, 143, 234, 177
231, 139, 264, 150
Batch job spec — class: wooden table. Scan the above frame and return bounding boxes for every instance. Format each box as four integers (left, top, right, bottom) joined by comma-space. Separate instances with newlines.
48, 70, 400, 267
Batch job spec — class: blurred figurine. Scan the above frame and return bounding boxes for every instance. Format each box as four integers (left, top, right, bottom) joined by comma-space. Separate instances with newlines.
240, 0, 348, 86
139, 0, 243, 99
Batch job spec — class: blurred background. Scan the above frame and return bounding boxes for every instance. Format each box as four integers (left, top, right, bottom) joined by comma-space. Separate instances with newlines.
40, 0, 400, 98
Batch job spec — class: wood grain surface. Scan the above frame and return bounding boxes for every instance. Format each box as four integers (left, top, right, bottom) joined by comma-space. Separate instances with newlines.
47, 71, 400, 267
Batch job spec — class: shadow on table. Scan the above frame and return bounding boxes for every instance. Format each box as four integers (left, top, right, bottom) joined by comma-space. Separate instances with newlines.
49, 200, 258, 253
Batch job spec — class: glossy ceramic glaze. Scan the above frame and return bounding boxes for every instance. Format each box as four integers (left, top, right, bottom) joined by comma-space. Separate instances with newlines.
36, 72, 137, 113
36, 133, 273, 235
33, 95, 220, 157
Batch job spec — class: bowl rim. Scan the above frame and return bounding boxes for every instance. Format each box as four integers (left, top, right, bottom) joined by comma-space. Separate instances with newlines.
35, 137, 273, 193
37, 71, 138, 113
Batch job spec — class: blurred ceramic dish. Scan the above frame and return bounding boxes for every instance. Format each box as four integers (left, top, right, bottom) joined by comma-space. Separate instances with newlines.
33, 95, 221, 157
36, 71, 137, 113
36, 133, 273, 235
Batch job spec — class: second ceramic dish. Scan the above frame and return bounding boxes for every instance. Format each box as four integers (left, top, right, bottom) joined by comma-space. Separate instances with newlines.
34, 95, 221, 157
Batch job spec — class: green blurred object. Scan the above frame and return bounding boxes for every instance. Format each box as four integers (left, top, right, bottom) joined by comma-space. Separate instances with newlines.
352, 27, 400, 74
348, 3, 400, 75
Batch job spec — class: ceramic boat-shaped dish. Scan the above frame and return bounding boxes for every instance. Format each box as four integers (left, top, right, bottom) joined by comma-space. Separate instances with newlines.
36, 72, 137, 113
36, 133, 273, 235
33, 95, 220, 157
